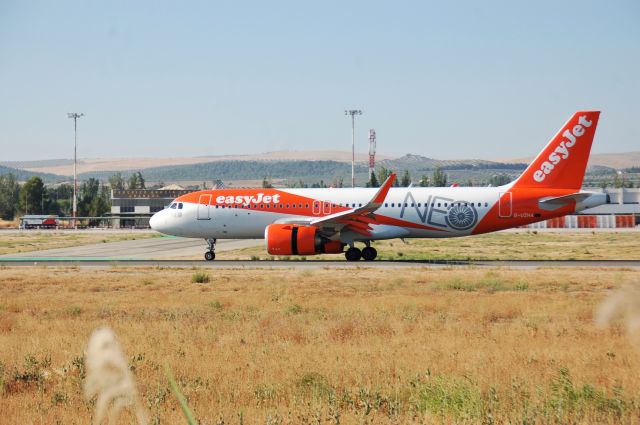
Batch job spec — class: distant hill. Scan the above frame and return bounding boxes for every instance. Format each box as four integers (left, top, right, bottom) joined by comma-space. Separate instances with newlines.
5, 149, 638, 186
379, 154, 527, 173
0, 159, 74, 169
0, 165, 66, 183
6, 150, 639, 177
500, 151, 640, 170
3, 150, 392, 176
79, 160, 367, 183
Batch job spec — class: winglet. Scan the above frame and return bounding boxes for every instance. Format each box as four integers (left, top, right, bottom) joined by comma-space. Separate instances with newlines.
372, 173, 396, 205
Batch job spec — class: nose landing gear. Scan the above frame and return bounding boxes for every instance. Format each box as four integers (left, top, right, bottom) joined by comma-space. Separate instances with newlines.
204, 238, 216, 261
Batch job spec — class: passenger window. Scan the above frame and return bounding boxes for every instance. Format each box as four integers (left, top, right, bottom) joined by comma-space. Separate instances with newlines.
391, 203, 395, 207
260, 205, 264, 209
418, 203, 421, 207
384, 203, 388, 207
485, 202, 488, 207
305, 204, 309, 208
286, 204, 289, 208
437, 203, 441, 207
292, 204, 296, 208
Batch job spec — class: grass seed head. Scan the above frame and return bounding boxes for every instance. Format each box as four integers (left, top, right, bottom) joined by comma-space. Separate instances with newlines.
84, 327, 148, 425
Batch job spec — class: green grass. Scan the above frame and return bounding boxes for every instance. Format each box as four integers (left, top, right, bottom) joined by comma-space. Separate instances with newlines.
191, 272, 210, 283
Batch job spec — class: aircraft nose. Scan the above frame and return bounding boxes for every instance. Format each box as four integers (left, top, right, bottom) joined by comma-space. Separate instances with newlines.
149, 211, 165, 233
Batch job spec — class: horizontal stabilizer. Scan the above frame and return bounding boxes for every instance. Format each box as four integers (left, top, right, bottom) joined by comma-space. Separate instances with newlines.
539, 192, 605, 211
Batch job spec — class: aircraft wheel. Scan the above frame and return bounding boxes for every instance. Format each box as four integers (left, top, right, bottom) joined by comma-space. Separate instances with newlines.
204, 251, 215, 261
345, 247, 362, 261
361, 246, 377, 261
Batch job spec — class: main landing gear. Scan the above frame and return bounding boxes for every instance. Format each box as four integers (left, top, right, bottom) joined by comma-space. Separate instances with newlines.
345, 244, 377, 262
204, 238, 216, 261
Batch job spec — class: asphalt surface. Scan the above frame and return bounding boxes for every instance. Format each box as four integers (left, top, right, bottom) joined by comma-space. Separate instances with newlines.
0, 236, 261, 260
1, 259, 639, 269
1, 229, 638, 268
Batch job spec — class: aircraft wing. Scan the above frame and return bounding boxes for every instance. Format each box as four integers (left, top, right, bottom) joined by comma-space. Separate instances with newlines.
275, 173, 396, 235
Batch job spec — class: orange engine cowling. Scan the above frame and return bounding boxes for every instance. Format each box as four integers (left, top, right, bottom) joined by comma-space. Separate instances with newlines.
265, 224, 343, 255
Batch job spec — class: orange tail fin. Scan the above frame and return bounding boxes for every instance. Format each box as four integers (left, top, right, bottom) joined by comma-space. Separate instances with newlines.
512, 111, 600, 190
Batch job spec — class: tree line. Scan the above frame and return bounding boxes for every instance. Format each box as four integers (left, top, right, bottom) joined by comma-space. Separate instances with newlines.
365, 167, 513, 188
0, 171, 148, 221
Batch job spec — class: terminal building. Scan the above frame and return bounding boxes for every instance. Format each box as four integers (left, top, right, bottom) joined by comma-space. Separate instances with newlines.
110, 189, 190, 228
111, 187, 639, 229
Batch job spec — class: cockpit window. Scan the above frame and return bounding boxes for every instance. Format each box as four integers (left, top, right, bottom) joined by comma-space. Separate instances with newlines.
178, 203, 183, 209
170, 203, 177, 209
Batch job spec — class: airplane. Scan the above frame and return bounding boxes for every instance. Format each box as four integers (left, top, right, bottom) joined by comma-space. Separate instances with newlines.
149, 111, 608, 261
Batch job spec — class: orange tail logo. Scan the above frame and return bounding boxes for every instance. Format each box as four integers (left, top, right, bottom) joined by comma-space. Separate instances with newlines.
513, 111, 600, 190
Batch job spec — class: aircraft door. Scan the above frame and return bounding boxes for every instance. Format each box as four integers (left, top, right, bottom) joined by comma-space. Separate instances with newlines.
197, 194, 212, 220
312, 200, 321, 215
322, 201, 331, 215
498, 192, 512, 218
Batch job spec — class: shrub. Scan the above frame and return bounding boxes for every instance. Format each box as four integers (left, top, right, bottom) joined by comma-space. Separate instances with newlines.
286, 304, 303, 315
410, 375, 482, 419
208, 300, 224, 311
191, 272, 210, 284
68, 306, 83, 317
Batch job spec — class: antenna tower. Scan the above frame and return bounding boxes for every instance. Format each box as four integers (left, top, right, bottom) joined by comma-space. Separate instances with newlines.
368, 129, 376, 181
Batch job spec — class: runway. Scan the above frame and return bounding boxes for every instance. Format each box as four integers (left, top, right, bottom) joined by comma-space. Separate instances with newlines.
1, 259, 639, 269
0, 235, 261, 260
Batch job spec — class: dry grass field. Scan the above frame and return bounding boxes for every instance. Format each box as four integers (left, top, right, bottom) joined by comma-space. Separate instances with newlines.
215, 231, 640, 261
0, 231, 160, 255
1, 266, 640, 424
0, 220, 19, 229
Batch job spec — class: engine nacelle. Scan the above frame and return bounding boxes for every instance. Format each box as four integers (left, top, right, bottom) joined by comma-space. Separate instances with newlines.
265, 224, 343, 256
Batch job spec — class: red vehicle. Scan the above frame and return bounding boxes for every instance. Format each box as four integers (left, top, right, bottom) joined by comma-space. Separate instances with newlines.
20, 215, 59, 229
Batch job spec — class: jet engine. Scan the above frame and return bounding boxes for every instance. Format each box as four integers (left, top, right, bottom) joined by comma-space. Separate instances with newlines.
265, 224, 343, 256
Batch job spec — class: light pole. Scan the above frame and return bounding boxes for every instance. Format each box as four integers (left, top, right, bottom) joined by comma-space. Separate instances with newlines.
345, 109, 362, 187
68, 113, 84, 228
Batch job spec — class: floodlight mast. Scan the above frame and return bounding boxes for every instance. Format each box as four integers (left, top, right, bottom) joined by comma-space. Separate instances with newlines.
67, 112, 84, 228
345, 109, 362, 187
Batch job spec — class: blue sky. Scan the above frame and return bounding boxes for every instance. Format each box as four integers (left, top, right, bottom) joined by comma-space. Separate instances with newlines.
1, 0, 638, 161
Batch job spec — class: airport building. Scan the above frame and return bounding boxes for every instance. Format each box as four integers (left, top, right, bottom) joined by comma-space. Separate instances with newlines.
110, 189, 190, 228
526, 187, 639, 228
